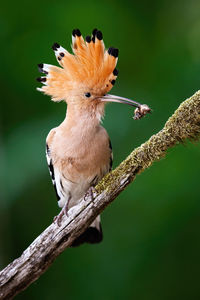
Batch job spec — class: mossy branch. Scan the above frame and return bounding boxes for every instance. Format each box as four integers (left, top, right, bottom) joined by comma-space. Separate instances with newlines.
96, 90, 200, 195
1, 90, 200, 299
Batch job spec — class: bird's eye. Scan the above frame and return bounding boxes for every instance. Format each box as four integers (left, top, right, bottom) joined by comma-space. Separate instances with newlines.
85, 92, 91, 98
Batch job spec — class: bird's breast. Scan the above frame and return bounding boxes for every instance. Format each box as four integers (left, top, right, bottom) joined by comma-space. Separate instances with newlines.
51, 125, 111, 182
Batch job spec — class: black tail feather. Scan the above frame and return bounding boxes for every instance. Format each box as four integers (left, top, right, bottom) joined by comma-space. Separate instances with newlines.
71, 224, 103, 247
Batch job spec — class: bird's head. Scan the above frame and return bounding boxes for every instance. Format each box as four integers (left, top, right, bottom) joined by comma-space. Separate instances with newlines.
37, 29, 151, 120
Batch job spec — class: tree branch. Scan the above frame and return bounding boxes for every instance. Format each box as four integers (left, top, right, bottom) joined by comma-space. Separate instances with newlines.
1, 90, 200, 299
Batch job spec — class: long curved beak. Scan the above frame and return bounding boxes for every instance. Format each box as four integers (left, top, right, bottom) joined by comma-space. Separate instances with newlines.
99, 94, 151, 120
100, 94, 141, 107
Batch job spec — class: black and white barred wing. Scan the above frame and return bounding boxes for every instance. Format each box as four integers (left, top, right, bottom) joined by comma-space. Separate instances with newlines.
46, 144, 71, 208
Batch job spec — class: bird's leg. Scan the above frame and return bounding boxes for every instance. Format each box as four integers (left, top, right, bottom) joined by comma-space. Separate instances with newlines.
84, 186, 97, 201
54, 195, 71, 226
54, 203, 68, 226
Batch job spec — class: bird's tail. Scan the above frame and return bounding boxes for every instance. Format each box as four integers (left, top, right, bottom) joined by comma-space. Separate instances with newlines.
71, 215, 103, 247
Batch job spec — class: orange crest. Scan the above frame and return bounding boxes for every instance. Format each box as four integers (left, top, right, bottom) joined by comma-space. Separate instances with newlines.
37, 29, 119, 102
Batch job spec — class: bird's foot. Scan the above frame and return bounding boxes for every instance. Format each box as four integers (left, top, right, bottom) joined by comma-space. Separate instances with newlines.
84, 186, 97, 201
53, 201, 69, 226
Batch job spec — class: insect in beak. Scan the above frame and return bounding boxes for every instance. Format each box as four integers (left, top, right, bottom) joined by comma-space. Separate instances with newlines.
100, 94, 151, 120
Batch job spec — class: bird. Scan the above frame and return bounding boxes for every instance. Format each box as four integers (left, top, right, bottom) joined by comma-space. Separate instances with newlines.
37, 28, 150, 247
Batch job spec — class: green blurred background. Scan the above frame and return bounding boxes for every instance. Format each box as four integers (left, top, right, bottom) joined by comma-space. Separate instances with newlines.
1, 0, 200, 299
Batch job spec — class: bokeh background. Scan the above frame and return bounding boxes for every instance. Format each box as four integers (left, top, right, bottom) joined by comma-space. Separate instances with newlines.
1, 0, 200, 299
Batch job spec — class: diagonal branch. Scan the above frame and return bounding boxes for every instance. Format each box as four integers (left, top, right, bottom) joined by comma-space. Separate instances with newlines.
1, 90, 200, 299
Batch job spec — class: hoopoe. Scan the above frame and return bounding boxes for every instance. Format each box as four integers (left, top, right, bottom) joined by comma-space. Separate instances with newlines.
37, 28, 150, 247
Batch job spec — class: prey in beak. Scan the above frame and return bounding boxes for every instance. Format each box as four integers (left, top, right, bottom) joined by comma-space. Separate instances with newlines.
100, 94, 151, 120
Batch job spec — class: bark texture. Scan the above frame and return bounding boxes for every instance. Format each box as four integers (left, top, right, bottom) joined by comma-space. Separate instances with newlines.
1, 90, 200, 299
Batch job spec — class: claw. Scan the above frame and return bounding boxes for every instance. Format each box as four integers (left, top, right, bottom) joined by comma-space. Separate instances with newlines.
84, 186, 97, 201
53, 199, 70, 226
53, 211, 64, 227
